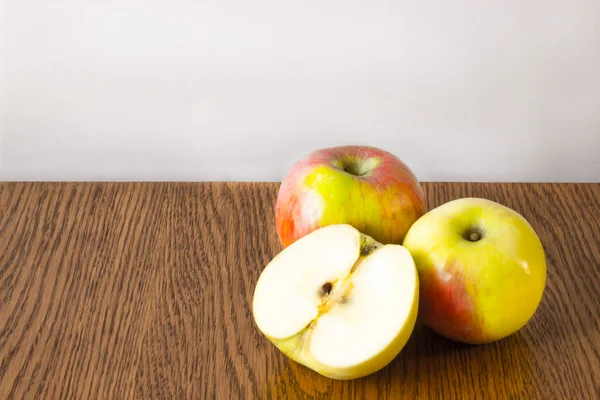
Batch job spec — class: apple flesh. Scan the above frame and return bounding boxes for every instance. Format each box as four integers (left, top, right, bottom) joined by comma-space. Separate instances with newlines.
402, 198, 546, 344
276, 145, 425, 248
253, 224, 419, 380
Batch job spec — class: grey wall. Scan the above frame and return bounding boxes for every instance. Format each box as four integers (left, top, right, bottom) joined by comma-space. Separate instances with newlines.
1, 0, 599, 182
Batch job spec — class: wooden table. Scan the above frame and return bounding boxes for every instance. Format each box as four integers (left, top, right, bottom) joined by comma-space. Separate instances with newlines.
1, 182, 599, 399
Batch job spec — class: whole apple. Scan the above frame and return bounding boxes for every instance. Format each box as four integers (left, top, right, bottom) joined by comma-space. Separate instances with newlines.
402, 198, 547, 344
276, 145, 425, 248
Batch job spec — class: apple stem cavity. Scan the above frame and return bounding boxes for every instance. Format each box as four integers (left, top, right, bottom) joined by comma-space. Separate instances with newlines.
343, 162, 365, 176
335, 156, 379, 177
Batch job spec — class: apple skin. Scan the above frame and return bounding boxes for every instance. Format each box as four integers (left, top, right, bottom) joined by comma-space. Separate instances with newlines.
276, 145, 425, 248
402, 198, 546, 345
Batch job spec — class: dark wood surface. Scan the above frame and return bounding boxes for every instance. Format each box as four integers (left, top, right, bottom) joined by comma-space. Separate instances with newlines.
1, 182, 599, 399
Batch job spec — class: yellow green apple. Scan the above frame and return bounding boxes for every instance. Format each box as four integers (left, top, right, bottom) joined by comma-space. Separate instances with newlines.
253, 224, 419, 379
402, 198, 546, 344
276, 145, 425, 248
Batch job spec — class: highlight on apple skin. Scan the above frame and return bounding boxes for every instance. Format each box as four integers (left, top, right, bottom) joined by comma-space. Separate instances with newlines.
252, 224, 419, 380
275, 145, 426, 248
402, 198, 547, 345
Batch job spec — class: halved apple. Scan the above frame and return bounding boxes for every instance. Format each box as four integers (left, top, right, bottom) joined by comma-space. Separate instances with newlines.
253, 224, 419, 380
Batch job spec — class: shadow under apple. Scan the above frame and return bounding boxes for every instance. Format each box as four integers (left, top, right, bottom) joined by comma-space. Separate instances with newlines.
361, 320, 545, 398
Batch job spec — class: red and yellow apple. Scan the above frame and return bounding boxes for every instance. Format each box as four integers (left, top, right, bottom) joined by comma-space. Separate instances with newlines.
276, 145, 425, 248
402, 198, 547, 344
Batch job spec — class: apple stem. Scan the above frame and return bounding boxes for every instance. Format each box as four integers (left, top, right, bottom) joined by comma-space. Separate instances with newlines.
360, 243, 377, 256
469, 232, 481, 242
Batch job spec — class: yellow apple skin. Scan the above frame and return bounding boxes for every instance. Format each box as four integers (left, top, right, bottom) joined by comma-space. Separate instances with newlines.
264, 282, 419, 380
402, 198, 546, 344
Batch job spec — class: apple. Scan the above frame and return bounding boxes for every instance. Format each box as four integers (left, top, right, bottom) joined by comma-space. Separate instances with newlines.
276, 145, 425, 248
253, 224, 419, 380
402, 198, 546, 345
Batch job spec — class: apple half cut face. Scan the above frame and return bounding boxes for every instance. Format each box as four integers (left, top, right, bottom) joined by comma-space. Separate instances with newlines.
253, 224, 419, 380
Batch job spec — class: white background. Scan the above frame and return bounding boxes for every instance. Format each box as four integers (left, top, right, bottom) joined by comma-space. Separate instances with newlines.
1, 0, 599, 182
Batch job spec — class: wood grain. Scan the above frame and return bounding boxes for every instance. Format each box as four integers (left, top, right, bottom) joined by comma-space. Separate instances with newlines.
1, 182, 599, 399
